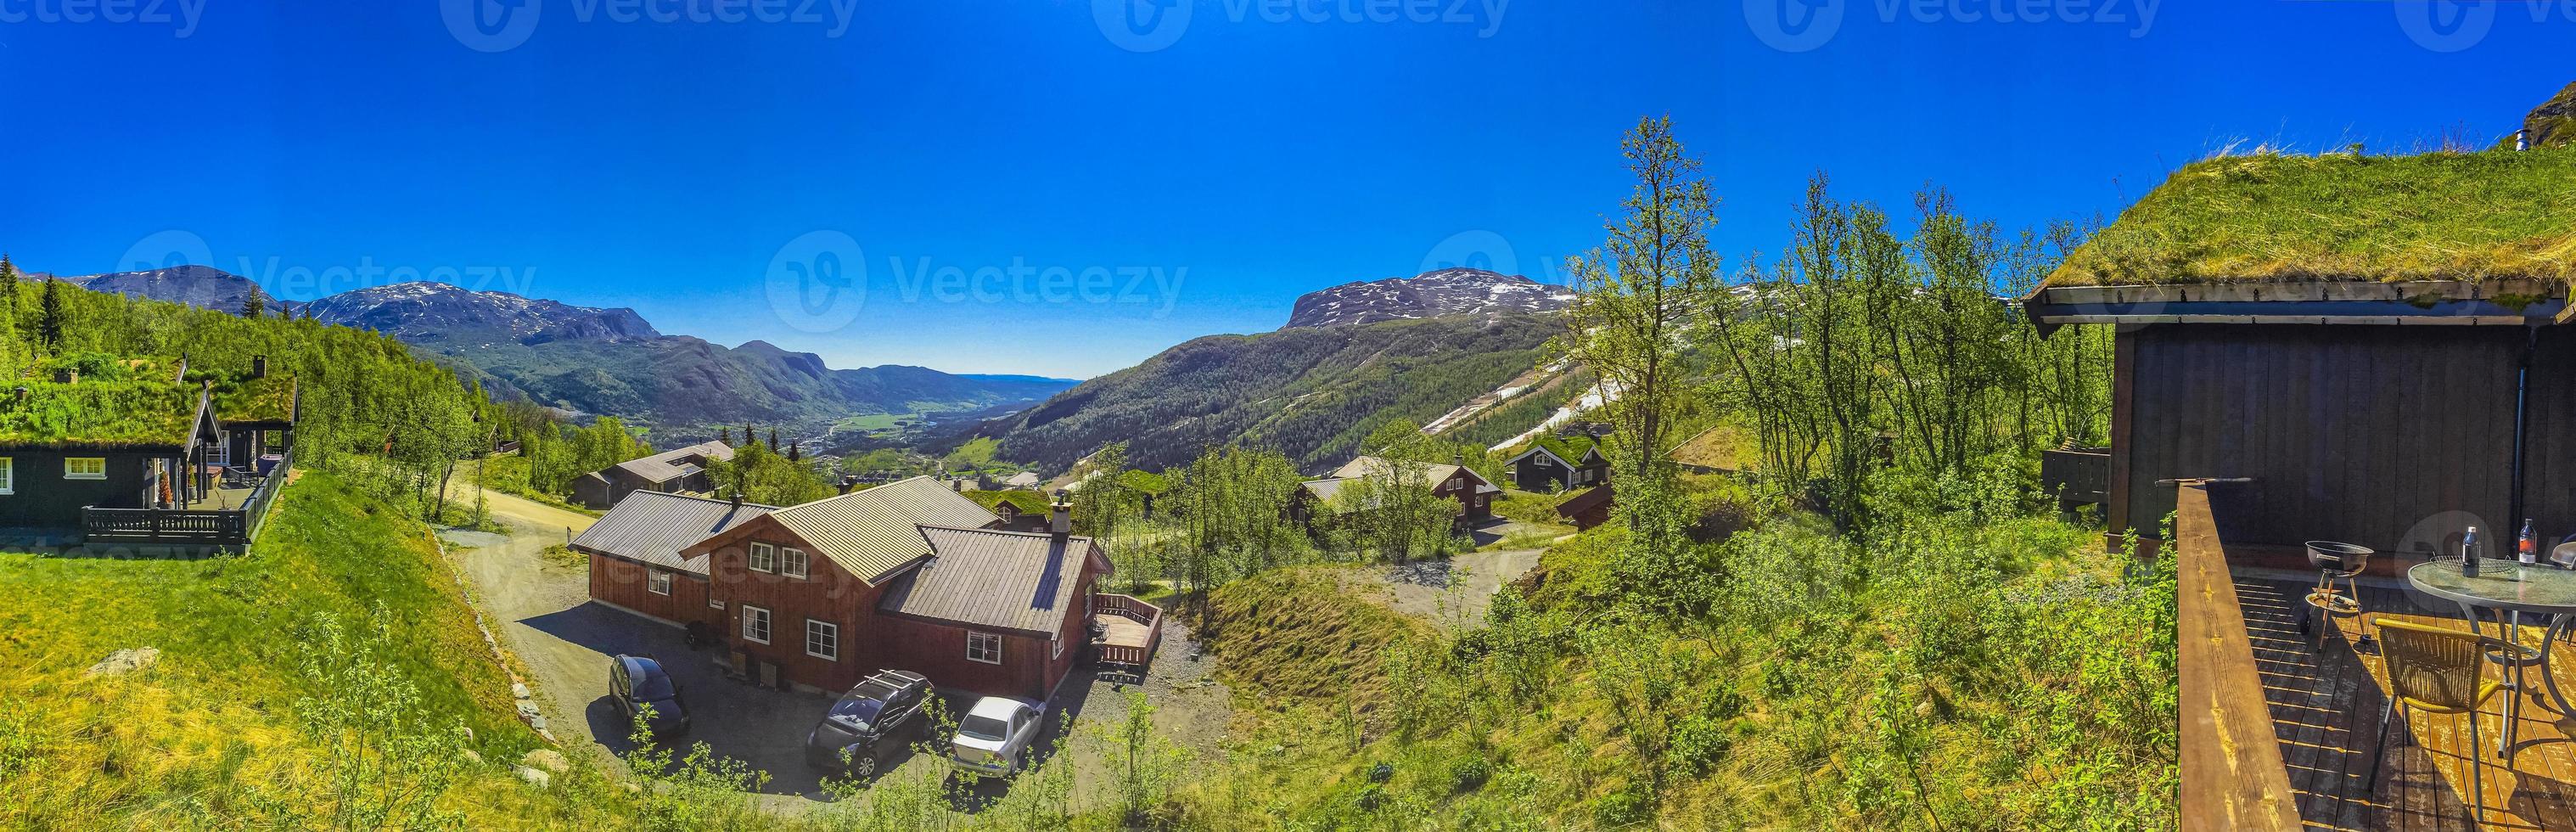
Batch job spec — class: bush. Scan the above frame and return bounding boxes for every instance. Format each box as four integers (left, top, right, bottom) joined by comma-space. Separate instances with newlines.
1449, 755, 1492, 793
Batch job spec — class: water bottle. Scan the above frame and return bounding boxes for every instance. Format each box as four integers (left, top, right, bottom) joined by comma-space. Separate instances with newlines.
2522, 519, 2540, 566
2464, 526, 2482, 576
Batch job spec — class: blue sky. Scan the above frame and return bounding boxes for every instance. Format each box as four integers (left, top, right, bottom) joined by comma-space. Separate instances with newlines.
0, 2, 2564, 378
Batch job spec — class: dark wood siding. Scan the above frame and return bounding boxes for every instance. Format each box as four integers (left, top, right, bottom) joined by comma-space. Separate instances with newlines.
2114, 324, 2519, 557
0, 450, 166, 528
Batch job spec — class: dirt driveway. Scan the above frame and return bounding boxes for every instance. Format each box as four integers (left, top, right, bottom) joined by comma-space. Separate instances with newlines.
1370, 548, 1546, 627
444, 486, 1232, 814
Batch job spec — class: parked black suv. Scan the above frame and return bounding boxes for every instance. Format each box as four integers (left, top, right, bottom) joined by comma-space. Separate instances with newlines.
804, 670, 933, 778
608, 654, 690, 739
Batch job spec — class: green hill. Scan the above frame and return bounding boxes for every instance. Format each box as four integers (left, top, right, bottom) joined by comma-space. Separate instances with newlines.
969, 312, 1561, 474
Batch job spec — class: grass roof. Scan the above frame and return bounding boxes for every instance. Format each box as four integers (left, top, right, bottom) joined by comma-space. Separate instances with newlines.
2048, 146, 2576, 287
1516, 434, 1599, 464
207, 373, 296, 424
0, 379, 199, 449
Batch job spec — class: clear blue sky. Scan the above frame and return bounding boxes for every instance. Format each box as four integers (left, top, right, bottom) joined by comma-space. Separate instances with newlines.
1, 3, 2563, 378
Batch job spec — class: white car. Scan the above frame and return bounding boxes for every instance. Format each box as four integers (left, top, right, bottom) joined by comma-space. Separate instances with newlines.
948, 696, 1044, 777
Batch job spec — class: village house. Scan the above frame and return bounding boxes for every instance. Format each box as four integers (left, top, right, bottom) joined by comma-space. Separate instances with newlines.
0, 356, 297, 547
1503, 435, 1609, 492
571, 440, 735, 509
1555, 483, 1614, 531
1292, 455, 1499, 529
580, 476, 1152, 700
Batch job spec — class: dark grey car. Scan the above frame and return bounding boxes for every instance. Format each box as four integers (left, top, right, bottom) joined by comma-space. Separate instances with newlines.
805, 669, 933, 779
609, 654, 690, 739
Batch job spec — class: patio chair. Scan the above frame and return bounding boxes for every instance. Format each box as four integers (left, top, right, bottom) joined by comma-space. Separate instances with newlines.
2367, 617, 2514, 828
2304, 541, 2373, 649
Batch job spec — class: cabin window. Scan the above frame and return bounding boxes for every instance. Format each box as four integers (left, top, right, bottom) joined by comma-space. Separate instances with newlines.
708, 597, 726, 610
0, 458, 12, 494
648, 570, 672, 596
966, 631, 1002, 665
748, 542, 776, 573
1534, 456, 1552, 468
1052, 633, 1064, 661
782, 548, 810, 580
998, 505, 1017, 522
805, 620, 839, 661
65, 458, 108, 481
741, 604, 772, 644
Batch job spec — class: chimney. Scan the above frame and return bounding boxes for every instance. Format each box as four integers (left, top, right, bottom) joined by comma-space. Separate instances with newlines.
51, 368, 76, 385
2519, 128, 2532, 151
731, 489, 744, 509
251, 356, 268, 379
1049, 488, 1073, 541
9, 386, 27, 405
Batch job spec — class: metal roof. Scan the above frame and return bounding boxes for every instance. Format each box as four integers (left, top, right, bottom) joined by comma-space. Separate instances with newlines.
879, 526, 1099, 638
762, 475, 1001, 584
1328, 455, 1491, 491
615, 440, 736, 484
570, 491, 777, 576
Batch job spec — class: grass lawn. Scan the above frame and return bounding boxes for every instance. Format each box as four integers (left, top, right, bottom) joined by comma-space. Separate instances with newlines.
0, 473, 555, 827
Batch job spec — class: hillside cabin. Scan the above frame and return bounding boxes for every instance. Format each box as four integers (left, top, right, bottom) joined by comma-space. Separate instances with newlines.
581, 476, 1150, 700
0, 356, 297, 548
1504, 436, 1609, 492
2025, 139, 2576, 829
572, 440, 735, 509
1293, 455, 1498, 530
1557, 484, 1614, 531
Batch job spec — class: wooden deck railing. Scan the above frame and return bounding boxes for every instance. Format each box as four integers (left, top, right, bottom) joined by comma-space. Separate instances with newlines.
2174, 481, 2302, 831
83, 453, 293, 548
1092, 593, 1165, 669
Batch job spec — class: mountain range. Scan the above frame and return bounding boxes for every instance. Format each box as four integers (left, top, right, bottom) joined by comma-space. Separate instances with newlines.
957, 268, 1580, 473
60, 267, 1078, 443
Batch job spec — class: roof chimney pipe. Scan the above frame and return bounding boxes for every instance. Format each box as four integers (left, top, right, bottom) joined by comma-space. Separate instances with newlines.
51, 368, 76, 385
251, 356, 268, 379
1049, 488, 1073, 542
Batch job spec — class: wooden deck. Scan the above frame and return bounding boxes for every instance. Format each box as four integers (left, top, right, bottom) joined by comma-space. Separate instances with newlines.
2242, 576, 2576, 830
1097, 615, 1153, 650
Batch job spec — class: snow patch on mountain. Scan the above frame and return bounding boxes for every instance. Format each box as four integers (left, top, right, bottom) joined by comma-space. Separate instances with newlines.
1282, 267, 1574, 329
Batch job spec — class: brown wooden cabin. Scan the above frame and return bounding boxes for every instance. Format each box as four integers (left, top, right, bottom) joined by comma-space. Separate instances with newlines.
1556, 483, 1614, 531
2026, 279, 2571, 571
580, 476, 1133, 701
1293, 455, 1498, 531
571, 440, 734, 509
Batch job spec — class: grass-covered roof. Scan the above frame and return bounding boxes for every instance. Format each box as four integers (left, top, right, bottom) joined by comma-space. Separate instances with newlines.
2048, 146, 2576, 288
1515, 434, 1600, 464
0, 379, 201, 449
205, 372, 296, 424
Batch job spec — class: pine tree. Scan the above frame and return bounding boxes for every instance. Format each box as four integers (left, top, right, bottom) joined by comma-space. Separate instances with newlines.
241, 282, 267, 318
788, 441, 802, 462
36, 278, 67, 351
720, 426, 732, 445
766, 427, 779, 451
0, 252, 18, 315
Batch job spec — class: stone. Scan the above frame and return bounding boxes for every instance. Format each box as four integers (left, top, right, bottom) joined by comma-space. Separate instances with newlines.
515, 766, 551, 788
520, 749, 570, 773
461, 750, 484, 766
511, 682, 531, 700
85, 648, 160, 677
516, 701, 542, 721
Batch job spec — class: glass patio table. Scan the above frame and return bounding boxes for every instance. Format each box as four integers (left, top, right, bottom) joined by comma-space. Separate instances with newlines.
2406, 559, 2576, 755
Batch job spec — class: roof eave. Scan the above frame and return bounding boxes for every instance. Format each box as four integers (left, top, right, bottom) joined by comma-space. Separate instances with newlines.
2025, 279, 2566, 331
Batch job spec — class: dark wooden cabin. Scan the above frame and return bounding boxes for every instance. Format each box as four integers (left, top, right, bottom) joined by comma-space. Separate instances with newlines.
1503, 436, 1609, 492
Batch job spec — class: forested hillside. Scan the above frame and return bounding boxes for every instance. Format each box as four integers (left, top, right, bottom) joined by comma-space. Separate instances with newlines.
968, 312, 1560, 473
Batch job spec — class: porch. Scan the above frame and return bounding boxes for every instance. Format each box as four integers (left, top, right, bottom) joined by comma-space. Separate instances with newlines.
2182, 481, 2576, 829
1092, 593, 1164, 683
80, 453, 294, 548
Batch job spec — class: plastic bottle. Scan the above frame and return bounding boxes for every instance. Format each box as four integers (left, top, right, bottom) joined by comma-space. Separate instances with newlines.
2522, 519, 2540, 566
2464, 526, 2482, 577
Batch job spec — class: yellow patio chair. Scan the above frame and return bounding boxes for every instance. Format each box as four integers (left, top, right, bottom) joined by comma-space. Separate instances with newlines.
2366, 616, 2514, 828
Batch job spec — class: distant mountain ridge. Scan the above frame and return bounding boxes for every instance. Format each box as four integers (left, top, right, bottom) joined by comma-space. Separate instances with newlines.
61, 266, 1076, 442
1282, 267, 1574, 329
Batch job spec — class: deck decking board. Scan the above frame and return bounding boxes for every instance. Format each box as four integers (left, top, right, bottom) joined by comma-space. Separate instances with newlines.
2242, 576, 2576, 830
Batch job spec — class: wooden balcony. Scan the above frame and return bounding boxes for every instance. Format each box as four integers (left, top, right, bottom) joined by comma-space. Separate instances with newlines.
80, 453, 293, 548
2185, 479, 2576, 829
1092, 593, 1164, 677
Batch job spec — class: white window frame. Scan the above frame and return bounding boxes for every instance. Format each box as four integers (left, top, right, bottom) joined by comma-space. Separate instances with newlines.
741, 604, 772, 644
708, 596, 726, 610
966, 631, 1002, 665
748, 542, 777, 574
65, 458, 109, 481
0, 457, 13, 495
648, 570, 671, 596
209, 431, 232, 467
1052, 633, 1064, 661
782, 548, 810, 580
805, 619, 839, 661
